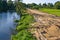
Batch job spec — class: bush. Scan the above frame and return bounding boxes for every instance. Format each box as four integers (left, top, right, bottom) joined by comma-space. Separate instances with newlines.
12, 14, 36, 40
12, 30, 36, 40
54, 1, 60, 9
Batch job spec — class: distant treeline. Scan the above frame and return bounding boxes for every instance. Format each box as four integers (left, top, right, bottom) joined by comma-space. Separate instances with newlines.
0, 0, 15, 12
0, 0, 60, 12
26, 1, 60, 9
0, 0, 26, 13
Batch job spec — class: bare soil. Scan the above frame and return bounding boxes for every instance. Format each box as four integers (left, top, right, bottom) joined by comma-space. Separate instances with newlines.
27, 9, 60, 40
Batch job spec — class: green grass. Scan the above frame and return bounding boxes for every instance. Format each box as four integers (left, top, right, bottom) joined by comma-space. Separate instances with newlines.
12, 13, 36, 40
39, 8, 60, 16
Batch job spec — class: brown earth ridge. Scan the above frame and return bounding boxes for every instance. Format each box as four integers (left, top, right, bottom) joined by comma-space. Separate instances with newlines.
27, 9, 60, 40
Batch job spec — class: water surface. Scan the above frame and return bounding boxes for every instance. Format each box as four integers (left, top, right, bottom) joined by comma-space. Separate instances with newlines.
0, 12, 20, 40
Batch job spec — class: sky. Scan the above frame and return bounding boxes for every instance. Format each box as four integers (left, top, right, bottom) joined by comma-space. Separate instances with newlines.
22, 0, 60, 4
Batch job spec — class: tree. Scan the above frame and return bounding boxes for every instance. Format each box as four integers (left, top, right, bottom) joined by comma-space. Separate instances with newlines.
0, 0, 8, 12
54, 1, 60, 9
2, 1, 8, 12
42, 3, 47, 8
26, 4, 32, 8
7, 0, 15, 10
47, 3, 53, 8
30, 3, 38, 9
27, 3, 39, 9
0, 0, 2, 12
15, 2, 26, 15
39, 3, 42, 8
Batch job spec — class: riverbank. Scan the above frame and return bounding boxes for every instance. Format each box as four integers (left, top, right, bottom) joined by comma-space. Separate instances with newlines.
11, 9, 60, 40
11, 13, 37, 40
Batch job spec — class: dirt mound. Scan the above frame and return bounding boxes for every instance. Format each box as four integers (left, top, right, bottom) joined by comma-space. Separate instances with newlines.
27, 9, 60, 40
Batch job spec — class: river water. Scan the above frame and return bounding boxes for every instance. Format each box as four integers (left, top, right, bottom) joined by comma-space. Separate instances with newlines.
0, 12, 20, 40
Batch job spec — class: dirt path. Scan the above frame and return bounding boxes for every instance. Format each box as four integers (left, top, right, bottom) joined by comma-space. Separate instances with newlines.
27, 9, 60, 40
27, 9, 46, 15
27, 9, 55, 16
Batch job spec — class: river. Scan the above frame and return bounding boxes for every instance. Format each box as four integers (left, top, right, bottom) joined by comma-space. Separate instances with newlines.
0, 12, 20, 40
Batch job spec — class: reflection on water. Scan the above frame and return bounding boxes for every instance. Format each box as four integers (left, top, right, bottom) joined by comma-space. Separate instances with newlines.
0, 12, 20, 40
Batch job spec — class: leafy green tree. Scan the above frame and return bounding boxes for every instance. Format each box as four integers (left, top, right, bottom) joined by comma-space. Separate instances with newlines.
26, 4, 32, 8
54, 1, 60, 9
7, 0, 15, 10
39, 3, 42, 8
31, 3, 39, 9
31, 3, 37, 6
2, 1, 8, 12
47, 3, 53, 8
27, 3, 39, 9
0, 0, 2, 12
0, 0, 8, 12
42, 3, 47, 8
15, 2, 26, 15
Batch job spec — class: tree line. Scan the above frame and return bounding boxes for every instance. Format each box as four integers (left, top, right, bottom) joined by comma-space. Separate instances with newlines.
26, 1, 60, 9
0, 0, 26, 13
0, 0, 15, 12
0, 0, 60, 12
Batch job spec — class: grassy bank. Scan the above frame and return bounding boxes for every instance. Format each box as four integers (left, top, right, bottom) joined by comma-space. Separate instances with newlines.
39, 8, 60, 16
11, 13, 36, 40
